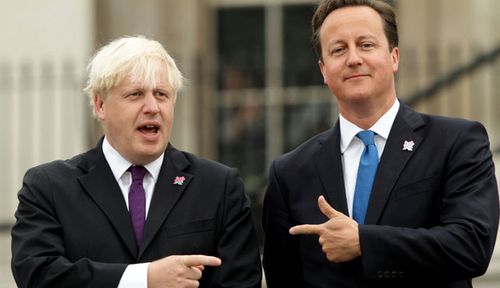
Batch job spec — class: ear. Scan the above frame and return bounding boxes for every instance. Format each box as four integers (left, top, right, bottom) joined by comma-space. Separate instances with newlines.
93, 94, 105, 120
318, 59, 327, 84
391, 47, 400, 73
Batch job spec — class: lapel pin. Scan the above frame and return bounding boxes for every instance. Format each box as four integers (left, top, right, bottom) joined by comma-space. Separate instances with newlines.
173, 176, 186, 186
402, 140, 415, 152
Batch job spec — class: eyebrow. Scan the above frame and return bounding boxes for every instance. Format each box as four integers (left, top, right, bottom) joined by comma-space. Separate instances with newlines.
357, 35, 377, 41
327, 33, 377, 43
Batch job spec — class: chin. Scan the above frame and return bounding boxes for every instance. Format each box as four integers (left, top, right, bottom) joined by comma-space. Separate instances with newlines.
339, 93, 371, 104
133, 146, 164, 162
143, 147, 164, 157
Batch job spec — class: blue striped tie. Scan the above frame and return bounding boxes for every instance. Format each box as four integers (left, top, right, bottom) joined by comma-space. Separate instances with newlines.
353, 130, 379, 224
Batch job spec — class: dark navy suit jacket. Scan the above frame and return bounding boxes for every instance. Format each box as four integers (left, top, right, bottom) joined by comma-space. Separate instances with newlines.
12, 141, 262, 288
263, 103, 499, 288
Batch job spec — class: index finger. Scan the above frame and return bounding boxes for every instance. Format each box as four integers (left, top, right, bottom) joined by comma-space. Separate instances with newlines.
182, 255, 222, 267
289, 224, 322, 235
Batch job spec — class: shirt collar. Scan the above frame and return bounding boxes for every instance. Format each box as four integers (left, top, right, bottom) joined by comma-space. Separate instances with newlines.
339, 99, 400, 153
102, 137, 164, 182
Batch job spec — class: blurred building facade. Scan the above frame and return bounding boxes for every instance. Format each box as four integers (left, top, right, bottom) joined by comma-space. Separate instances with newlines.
0, 0, 499, 287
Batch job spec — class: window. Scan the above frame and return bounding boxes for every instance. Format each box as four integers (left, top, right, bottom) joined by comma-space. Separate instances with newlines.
217, 7, 265, 90
283, 4, 323, 87
215, 3, 335, 244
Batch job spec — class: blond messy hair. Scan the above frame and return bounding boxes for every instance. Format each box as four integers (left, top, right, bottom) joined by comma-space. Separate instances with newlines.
84, 35, 184, 115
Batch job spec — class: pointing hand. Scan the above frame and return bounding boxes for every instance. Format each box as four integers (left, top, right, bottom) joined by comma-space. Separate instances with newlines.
290, 195, 361, 263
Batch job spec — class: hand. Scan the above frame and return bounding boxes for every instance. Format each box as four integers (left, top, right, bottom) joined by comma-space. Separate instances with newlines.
148, 255, 222, 288
289, 195, 361, 263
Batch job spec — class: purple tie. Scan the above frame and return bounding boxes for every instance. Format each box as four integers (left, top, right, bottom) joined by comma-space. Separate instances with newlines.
128, 165, 147, 247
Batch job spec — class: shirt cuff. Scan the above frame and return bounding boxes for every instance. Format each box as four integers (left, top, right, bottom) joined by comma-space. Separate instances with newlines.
117, 263, 151, 288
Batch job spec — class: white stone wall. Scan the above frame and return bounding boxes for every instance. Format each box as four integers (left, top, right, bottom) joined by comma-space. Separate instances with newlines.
0, 0, 94, 221
0, 0, 94, 286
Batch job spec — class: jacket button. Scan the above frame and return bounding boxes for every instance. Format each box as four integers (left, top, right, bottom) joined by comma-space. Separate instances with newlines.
391, 271, 398, 279
384, 271, 390, 279
399, 271, 405, 278
377, 271, 383, 278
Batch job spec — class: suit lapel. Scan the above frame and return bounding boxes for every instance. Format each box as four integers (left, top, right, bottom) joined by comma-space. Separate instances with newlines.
313, 123, 349, 215
365, 104, 425, 224
139, 145, 192, 258
77, 143, 137, 258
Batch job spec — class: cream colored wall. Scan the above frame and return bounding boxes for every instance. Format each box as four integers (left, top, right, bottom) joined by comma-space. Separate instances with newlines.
0, 1, 94, 286
0, 0, 94, 220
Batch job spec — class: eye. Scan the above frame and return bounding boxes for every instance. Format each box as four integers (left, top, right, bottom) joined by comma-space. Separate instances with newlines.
129, 91, 143, 97
154, 90, 170, 99
360, 42, 375, 50
330, 46, 345, 56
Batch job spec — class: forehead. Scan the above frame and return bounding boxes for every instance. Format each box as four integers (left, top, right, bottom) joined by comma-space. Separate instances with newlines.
119, 64, 169, 89
320, 6, 386, 42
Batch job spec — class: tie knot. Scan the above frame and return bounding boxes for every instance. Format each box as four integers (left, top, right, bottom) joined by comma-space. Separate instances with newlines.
129, 165, 147, 181
357, 130, 375, 146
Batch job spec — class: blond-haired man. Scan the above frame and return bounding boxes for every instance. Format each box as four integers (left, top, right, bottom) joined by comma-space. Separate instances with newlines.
12, 35, 262, 288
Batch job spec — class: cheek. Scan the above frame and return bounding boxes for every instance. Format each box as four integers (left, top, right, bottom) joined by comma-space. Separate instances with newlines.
104, 107, 137, 133
327, 63, 342, 76
326, 67, 342, 86
162, 104, 175, 123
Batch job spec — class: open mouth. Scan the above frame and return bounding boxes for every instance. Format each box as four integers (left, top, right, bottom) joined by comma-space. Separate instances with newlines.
138, 124, 159, 134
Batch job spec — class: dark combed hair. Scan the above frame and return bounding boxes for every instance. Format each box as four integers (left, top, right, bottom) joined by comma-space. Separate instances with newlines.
312, 0, 398, 58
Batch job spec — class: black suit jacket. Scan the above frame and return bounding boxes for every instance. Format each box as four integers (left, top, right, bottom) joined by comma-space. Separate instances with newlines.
11, 141, 262, 288
262, 103, 499, 288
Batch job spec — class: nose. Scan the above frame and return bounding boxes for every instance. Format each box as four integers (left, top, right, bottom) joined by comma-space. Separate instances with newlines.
143, 92, 160, 114
346, 48, 363, 67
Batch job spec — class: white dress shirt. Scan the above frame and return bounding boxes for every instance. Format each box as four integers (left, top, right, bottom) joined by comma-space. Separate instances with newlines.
102, 137, 164, 288
339, 99, 400, 217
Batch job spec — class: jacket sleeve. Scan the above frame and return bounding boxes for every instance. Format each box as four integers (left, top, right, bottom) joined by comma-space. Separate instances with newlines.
11, 166, 127, 288
209, 168, 262, 287
360, 121, 499, 282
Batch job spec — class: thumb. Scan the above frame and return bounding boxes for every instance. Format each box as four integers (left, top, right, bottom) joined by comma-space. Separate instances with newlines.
318, 195, 338, 219
193, 265, 205, 272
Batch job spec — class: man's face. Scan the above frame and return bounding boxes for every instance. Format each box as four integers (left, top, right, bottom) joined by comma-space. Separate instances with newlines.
94, 67, 175, 165
318, 6, 399, 108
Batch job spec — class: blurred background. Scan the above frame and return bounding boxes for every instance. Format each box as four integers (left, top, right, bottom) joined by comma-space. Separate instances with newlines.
0, 0, 499, 287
